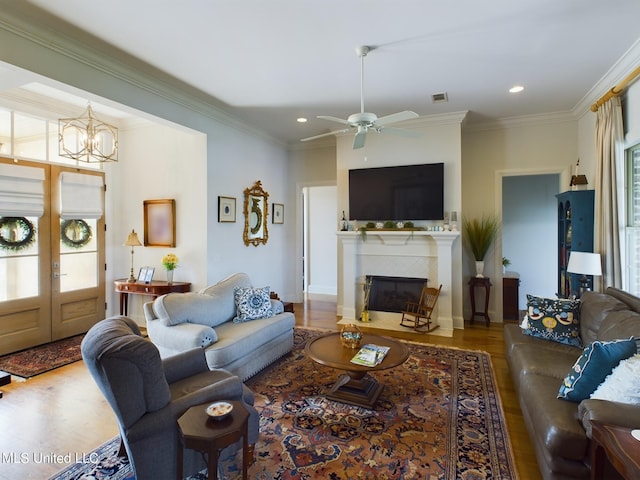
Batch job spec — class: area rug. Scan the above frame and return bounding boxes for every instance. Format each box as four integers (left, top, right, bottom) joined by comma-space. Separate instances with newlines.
337, 314, 453, 337
0, 334, 84, 378
50, 327, 517, 479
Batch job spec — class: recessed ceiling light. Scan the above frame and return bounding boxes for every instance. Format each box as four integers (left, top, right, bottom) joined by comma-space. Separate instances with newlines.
509, 85, 525, 93
297, 117, 308, 123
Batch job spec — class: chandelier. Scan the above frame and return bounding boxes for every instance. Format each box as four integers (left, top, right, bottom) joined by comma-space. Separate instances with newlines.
58, 103, 118, 163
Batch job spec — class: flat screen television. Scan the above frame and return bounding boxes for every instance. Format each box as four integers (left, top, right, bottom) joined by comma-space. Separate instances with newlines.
349, 163, 444, 221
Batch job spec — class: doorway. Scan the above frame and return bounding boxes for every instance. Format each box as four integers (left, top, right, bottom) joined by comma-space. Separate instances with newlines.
0, 158, 105, 355
502, 174, 559, 309
302, 185, 337, 297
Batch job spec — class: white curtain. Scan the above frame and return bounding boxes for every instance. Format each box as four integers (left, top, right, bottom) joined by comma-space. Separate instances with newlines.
594, 97, 625, 290
59, 172, 104, 219
0, 163, 45, 217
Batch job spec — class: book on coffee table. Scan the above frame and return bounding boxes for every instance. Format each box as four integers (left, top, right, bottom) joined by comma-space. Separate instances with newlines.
350, 344, 390, 367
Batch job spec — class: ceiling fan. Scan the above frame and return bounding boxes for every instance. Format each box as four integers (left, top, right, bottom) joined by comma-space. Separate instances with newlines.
301, 45, 419, 149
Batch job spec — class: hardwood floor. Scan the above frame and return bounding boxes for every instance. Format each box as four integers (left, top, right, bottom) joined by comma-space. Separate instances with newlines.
0, 298, 541, 480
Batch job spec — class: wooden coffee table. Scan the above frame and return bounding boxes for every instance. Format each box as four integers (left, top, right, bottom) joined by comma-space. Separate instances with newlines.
305, 332, 409, 408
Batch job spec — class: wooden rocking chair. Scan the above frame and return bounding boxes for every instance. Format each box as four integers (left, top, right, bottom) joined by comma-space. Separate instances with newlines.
400, 284, 442, 333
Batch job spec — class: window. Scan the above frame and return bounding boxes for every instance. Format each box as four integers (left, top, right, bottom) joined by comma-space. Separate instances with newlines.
625, 143, 640, 295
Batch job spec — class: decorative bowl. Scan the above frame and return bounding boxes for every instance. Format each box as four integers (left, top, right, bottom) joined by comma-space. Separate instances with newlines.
206, 401, 233, 421
340, 323, 363, 348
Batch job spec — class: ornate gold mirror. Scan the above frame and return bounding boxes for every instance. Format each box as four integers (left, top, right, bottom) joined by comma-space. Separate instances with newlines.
243, 180, 269, 246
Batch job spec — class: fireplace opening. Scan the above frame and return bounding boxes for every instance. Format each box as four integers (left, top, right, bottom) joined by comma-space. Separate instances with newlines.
366, 275, 428, 313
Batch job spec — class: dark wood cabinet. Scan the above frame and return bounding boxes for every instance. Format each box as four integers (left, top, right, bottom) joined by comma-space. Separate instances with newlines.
557, 190, 594, 298
502, 274, 520, 321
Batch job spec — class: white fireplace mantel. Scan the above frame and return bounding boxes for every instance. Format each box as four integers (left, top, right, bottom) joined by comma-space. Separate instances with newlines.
338, 230, 460, 335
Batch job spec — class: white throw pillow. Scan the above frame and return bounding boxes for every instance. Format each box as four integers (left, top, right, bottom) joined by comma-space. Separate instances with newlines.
590, 353, 640, 404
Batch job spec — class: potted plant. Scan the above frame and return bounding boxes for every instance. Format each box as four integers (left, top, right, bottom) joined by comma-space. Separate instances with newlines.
502, 257, 511, 273
463, 215, 499, 277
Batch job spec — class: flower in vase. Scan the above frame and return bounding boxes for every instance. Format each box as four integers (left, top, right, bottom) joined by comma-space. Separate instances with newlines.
161, 253, 179, 271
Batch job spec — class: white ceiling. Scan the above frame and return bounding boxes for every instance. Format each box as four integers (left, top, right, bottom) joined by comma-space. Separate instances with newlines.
5, 0, 640, 144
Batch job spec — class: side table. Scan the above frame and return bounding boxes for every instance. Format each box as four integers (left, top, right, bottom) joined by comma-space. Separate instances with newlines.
590, 420, 640, 480
177, 400, 249, 480
468, 276, 492, 325
114, 279, 191, 315
502, 272, 521, 321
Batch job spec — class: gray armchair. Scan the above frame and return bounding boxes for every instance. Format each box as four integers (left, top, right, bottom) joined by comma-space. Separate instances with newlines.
81, 316, 259, 480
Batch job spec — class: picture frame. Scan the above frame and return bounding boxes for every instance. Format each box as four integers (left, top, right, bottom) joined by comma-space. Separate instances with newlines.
144, 266, 155, 283
137, 267, 149, 283
137, 266, 155, 284
144, 199, 176, 247
272, 203, 284, 224
218, 196, 236, 223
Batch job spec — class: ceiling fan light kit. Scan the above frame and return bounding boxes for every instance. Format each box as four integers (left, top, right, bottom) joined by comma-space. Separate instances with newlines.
301, 45, 419, 149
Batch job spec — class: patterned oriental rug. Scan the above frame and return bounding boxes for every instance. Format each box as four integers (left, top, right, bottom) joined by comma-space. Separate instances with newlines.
51, 327, 517, 480
0, 334, 83, 378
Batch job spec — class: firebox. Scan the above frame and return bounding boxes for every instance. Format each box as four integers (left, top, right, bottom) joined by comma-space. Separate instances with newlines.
366, 275, 428, 313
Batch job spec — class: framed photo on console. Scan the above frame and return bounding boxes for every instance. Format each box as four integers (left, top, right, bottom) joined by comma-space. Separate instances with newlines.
137, 266, 155, 284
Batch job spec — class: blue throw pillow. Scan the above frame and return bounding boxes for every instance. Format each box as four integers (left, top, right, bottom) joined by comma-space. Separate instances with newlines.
233, 286, 273, 323
558, 338, 638, 402
522, 295, 582, 347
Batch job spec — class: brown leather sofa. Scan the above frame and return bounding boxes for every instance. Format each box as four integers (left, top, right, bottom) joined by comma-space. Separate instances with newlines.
504, 287, 640, 480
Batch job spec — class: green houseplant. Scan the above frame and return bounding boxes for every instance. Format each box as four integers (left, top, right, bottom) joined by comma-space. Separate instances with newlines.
463, 215, 499, 277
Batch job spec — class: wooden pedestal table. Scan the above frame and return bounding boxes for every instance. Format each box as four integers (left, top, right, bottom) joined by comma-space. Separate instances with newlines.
177, 400, 249, 480
590, 420, 640, 480
468, 276, 492, 326
305, 332, 409, 409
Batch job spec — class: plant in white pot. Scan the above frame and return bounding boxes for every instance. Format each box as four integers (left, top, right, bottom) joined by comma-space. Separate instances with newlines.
463, 215, 499, 277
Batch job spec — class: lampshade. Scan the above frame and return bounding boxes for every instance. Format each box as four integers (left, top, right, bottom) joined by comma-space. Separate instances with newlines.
59, 103, 118, 163
567, 251, 602, 276
124, 229, 142, 247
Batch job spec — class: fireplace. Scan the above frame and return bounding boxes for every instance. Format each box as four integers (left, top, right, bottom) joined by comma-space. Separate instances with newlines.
367, 275, 427, 313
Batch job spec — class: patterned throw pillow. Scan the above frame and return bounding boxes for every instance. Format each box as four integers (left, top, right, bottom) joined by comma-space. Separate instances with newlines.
233, 286, 273, 323
522, 294, 581, 347
558, 338, 637, 402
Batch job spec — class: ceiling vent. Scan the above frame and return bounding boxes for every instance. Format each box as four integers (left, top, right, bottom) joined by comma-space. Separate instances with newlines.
431, 92, 448, 103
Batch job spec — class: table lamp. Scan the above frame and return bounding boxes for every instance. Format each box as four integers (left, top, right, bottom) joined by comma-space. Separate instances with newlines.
567, 251, 602, 298
124, 229, 142, 283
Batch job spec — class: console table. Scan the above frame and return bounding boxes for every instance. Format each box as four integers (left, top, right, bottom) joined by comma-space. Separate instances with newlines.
114, 279, 191, 315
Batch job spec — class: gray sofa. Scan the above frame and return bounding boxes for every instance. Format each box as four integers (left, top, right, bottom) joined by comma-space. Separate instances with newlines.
144, 272, 295, 381
504, 287, 640, 480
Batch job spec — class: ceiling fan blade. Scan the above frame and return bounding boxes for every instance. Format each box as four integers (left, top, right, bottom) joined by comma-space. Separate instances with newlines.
300, 128, 351, 142
353, 130, 367, 149
317, 115, 351, 125
375, 110, 419, 127
377, 126, 421, 138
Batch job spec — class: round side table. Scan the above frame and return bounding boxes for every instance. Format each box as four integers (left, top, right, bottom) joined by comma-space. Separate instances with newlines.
177, 400, 249, 480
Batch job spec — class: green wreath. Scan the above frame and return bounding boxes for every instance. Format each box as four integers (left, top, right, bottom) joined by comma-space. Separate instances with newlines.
60, 219, 92, 248
0, 217, 37, 252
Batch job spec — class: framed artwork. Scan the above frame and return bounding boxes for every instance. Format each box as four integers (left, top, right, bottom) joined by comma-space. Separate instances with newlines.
272, 203, 284, 224
137, 266, 154, 283
144, 199, 176, 247
218, 196, 236, 223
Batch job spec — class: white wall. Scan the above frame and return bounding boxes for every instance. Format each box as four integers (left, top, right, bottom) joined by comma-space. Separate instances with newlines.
104, 122, 207, 323
336, 114, 465, 326
463, 118, 576, 320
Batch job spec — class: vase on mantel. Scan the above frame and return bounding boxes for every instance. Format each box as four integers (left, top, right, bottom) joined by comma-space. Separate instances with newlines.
475, 261, 485, 278
167, 270, 174, 285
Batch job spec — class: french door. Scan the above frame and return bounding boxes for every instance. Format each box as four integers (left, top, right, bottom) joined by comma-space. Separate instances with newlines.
0, 158, 105, 355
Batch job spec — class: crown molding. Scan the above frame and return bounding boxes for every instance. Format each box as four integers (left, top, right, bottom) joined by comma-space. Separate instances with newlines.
464, 111, 577, 133
0, 2, 285, 147
573, 38, 640, 117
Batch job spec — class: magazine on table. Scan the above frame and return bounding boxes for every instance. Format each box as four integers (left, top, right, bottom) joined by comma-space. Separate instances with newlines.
350, 344, 390, 367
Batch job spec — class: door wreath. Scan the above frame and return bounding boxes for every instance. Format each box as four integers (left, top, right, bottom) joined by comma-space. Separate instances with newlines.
60, 219, 92, 248
0, 217, 37, 252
